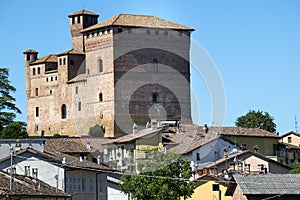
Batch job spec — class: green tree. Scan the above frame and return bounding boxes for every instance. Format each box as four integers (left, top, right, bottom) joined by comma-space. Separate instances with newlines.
1, 121, 27, 139
290, 162, 300, 174
0, 68, 21, 132
235, 110, 277, 133
88, 124, 105, 137
120, 150, 195, 200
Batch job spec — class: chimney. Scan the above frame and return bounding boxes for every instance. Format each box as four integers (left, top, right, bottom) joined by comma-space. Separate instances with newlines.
86, 142, 91, 150
133, 123, 138, 134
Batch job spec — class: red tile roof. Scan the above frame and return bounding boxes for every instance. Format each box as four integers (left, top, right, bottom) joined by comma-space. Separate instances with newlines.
68, 10, 99, 17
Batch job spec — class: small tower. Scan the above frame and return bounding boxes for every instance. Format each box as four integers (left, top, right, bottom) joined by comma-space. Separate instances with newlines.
23, 49, 38, 99
68, 10, 99, 52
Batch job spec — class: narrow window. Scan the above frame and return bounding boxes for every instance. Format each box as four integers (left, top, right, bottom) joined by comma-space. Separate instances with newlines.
78, 102, 81, 111
51, 77, 53, 81
46, 77, 48, 82
69, 178, 72, 191
78, 178, 81, 191
33, 68, 36, 75
37, 67, 41, 74
196, 153, 200, 161
288, 137, 292, 143
35, 107, 39, 117
41, 130, 44, 136
72, 17, 75, 24
26, 54, 30, 61
70, 59, 74, 65
61, 104, 67, 119
35, 88, 39, 96
73, 178, 76, 191
55, 76, 57, 81
99, 93, 103, 102
90, 178, 94, 192
152, 93, 158, 103
99, 179, 103, 192
152, 59, 158, 72
87, 69, 90, 75
99, 59, 103, 72
63, 58, 66, 65
25, 166, 30, 176
82, 178, 86, 191
32, 168, 38, 178
78, 16, 81, 23
59, 58, 62, 65
75, 86, 78, 94
50, 90, 52, 94
35, 125, 39, 132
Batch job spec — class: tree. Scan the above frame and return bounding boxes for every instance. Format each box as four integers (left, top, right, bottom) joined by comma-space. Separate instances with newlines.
88, 124, 105, 137
0, 68, 21, 132
235, 110, 277, 133
119, 150, 195, 200
290, 162, 300, 174
1, 121, 27, 139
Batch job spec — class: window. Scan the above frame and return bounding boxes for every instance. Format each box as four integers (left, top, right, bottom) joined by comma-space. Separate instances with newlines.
33, 68, 36, 75
37, 67, 40, 74
90, 178, 94, 192
59, 58, 62, 65
82, 178, 86, 191
288, 137, 292, 143
212, 184, 219, 191
69, 178, 72, 191
32, 168, 38, 178
155, 30, 159, 35
146, 30, 151, 35
72, 17, 75, 24
73, 178, 76, 191
78, 102, 81, 111
41, 130, 44, 136
26, 54, 30, 61
99, 93, 103, 102
55, 76, 57, 81
35, 88, 39, 96
75, 86, 78, 94
66, 177, 68, 191
50, 90, 52, 95
196, 153, 200, 161
87, 69, 90, 75
46, 77, 48, 82
63, 58, 66, 65
152, 59, 158, 72
99, 59, 103, 72
78, 16, 81, 23
99, 179, 103, 192
35, 125, 39, 132
35, 107, 39, 117
70, 59, 74, 65
25, 166, 30, 176
61, 104, 67, 119
78, 178, 81, 191
152, 93, 158, 103
51, 77, 53, 81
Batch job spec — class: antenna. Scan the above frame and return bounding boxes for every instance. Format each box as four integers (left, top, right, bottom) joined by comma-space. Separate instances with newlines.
295, 116, 298, 133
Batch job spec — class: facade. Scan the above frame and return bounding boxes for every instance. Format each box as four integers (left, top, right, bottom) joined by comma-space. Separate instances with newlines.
0, 148, 111, 200
24, 10, 193, 137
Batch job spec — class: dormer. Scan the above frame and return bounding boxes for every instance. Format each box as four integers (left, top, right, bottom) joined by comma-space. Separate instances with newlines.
68, 10, 99, 52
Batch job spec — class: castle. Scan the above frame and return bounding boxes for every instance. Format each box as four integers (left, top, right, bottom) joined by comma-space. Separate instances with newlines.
24, 10, 194, 137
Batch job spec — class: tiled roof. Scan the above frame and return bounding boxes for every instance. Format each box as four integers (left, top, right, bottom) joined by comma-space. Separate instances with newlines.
68, 9, 99, 17
0, 171, 70, 197
281, 131, 300, 138
44, 138, 89, 153
57, 48, 85, 56
67, 73, 87, 83
31, 54, 57, 65
105, 127, 163, 144
233, 174, 300, 195
82, 14, 194, 32
23, 49, 38, 54
281, 142, 300, 149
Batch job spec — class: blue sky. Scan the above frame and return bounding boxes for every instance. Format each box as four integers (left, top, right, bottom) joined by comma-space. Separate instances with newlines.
0, 0, 299, 134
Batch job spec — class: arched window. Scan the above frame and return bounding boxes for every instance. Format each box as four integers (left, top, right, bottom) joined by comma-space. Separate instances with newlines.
33, 68, 36, 75
99, 93, 103, 102
35, 88, 39, 96
70, 59, 74, 65
152, 93, 158, 103
61, 104, 67, 119
37, 67, 41, 74
152, 59, 158, 72
99, 59, 103, 73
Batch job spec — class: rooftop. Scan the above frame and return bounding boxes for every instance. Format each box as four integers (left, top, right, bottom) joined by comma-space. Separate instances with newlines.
31, 54, 57, 65
82, 13, 194, 32
68, 9, 99, 17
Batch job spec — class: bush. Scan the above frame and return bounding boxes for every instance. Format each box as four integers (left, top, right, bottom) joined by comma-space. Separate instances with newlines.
88, 124, 105, 137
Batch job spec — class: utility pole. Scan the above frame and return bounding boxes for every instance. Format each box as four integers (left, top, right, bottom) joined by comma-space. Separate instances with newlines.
10, 146, 13, 191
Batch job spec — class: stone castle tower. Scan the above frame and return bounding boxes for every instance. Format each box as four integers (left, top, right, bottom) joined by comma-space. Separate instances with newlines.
24, 10, 194, 137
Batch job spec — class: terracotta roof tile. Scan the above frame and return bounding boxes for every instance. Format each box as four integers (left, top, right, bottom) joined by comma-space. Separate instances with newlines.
68, 9, 99, 17
57, 48, 85, 56
82, 14, 194, 32
23, 49, 38, 53
31, 54, 57, 65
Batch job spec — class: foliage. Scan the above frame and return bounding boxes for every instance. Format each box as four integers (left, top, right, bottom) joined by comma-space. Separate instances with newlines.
53, 133, 61, 138
0, 68, 22, 132
119, 150, 195, 200
235, 110, 277, 133
290, 162, 300, 174
1, 121, 27, 139
88, 124, 105, 137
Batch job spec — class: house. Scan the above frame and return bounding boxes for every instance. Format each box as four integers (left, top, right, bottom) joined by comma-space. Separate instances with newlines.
185, 174, 231, 200
281, 131, 300, 146
0, 170, 70, 199
0, 148, 113, 200
227, 174, 300, 200
197, 150, 292, 178
166, 124, 240, 170
273, 141, 300, 167
103, 126, 164, 171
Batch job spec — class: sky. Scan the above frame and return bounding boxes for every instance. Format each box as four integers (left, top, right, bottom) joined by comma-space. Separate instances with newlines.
0, 0, 299, 134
